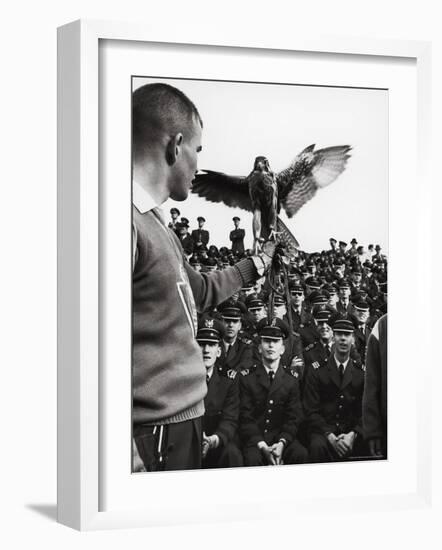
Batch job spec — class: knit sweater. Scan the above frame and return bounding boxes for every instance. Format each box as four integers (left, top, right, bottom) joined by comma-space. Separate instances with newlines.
362, 314, 387, 440
132, 207, 256, 426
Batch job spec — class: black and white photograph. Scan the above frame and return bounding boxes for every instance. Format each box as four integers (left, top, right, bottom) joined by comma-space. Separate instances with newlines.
131, 76, 388, 473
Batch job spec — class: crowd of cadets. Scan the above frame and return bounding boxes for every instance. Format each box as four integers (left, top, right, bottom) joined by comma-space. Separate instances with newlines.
169, 208, 388, 468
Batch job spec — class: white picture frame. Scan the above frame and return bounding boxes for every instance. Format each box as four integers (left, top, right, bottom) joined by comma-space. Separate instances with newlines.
57, 19, 432, 531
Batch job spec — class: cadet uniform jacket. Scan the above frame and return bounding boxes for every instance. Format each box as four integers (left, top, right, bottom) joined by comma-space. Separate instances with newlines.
191, 228, 210, 249
178, 233, 194, 256
203, 366, 239, 447
290, 305, 314, 332
239, 363, 304, 448
229, 228, 245, 255
353, 323, 373, 363
221, 335, 254, 372
336, 300, 353, 318
303, 355, 365, 437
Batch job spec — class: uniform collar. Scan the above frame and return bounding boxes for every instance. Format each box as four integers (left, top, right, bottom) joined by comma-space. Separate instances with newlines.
263, 364, 280, 375
333, 355, 350, 371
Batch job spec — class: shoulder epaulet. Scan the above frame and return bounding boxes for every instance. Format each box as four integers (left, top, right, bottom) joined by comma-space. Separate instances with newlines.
304, 343, 315, 352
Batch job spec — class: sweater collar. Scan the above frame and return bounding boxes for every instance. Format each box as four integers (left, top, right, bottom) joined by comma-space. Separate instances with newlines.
133, 180, 159, 214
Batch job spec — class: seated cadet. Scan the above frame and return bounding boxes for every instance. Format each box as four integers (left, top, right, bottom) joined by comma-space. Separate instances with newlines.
196, 319, 243, 468
303, 319, 368, 462
218, 302, 254, 373
239, 318, 308, 466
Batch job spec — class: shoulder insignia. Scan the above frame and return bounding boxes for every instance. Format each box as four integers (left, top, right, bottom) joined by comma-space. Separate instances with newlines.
304, 343, 315, 352
239, 335, 252, 345
289, 369, 299, 378
241, 368, 250, 376
227, 369, 237, 379
312, 361, 321, 370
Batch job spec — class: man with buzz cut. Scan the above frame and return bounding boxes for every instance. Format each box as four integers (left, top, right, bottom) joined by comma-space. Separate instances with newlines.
239, 318, 308, 466
132, 82, 275, 472
196, 318, 243, 468
303, 319, 367, 462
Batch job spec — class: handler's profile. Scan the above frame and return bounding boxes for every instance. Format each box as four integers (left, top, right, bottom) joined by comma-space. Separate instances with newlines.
132, 83, 274, 472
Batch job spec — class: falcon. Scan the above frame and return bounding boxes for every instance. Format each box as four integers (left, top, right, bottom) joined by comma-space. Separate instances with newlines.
191, 144, 352, 254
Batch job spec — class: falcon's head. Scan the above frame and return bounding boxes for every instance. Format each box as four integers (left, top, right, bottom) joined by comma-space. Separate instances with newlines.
253, 156, 270, 172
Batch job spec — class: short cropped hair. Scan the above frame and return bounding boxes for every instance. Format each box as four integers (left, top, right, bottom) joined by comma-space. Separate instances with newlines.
132, 83, 203, 159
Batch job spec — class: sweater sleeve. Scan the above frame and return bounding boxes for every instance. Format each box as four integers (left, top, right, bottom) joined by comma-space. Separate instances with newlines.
362, 322, 383, 440
185, 258, 258, 313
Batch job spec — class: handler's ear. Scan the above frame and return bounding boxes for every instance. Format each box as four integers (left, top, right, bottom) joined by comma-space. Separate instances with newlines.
166, 133, 183, 165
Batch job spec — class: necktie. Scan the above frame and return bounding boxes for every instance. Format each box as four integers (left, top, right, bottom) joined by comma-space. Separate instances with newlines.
206, 374, 210, 385
268, 370, 275, 384
338, 364, 345, 384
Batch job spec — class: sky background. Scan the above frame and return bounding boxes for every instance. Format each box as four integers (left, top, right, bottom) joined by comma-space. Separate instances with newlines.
133, 77, 388, 254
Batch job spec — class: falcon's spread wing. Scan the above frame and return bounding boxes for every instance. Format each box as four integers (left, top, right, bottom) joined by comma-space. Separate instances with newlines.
277, 145, 352, 218
191, 170, 253, 212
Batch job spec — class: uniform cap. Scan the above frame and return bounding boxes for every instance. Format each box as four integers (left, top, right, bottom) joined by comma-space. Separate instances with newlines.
219, 301, 246, 320
313, 308, 333, 323
353, 300, 370, 312
309, 291, 328, 305
274, 294, 286, 306
338, 278, 351, 289
304, 276, 321, 289
170, 207, 180, 215
333, 319, 355, 333
245, 294, 265, 310
196, 318, 225, 343
197, 216, 206, 222
289, 282, 304, 293
232, 216, 240, 222
257, 317, 289, 340
240, 283, 254, 292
